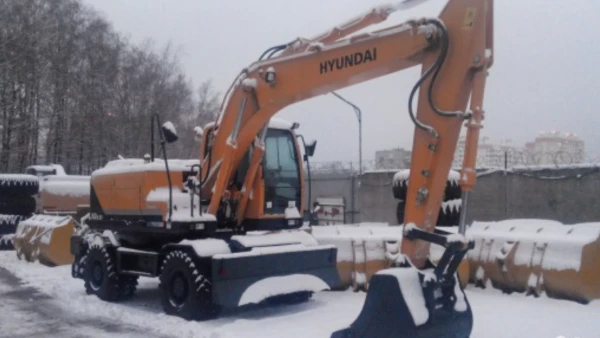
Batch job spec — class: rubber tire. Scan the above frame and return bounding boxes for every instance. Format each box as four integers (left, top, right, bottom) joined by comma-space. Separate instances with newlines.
72, 250, 88, 280
392, 181, 408, 200
0, 214, 26, 235
450, 208, 462, 226
396, 201, 406, 225
436, 207, 449, 226
0, 175, 39, 197
0, 196, 36, 216
445, 181, 462, 200
159, 250, 219, 320
397, 201, 450, 227
0, 235, 14, 250
393, 178, 462, 202
83, 244, 138, 301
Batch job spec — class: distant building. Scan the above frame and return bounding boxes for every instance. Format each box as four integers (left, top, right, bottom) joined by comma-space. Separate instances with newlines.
525, 130, 585, 165
452, 130, 586, 168
452, 135, 523, 169
375, 148, 411, 169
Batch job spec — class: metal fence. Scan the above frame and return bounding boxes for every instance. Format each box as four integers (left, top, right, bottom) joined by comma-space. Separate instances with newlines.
308, 152, 600, 176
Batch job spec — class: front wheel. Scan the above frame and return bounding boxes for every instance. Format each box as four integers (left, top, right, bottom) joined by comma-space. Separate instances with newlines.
159, 250, 220, 320
83, 244, 138, 300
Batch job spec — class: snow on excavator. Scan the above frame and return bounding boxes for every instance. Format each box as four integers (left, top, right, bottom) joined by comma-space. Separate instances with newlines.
64, 0, 494, 333
4, 0, 600, 335
69, 118, 337, 319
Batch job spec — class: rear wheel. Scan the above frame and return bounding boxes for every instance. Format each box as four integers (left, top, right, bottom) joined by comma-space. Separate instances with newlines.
83, 244, 138, 300
159, 250, 219, 320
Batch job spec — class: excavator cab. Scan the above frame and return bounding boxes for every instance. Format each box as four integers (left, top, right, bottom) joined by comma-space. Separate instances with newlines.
262, 127, 303, 216
202, 118, 314, 232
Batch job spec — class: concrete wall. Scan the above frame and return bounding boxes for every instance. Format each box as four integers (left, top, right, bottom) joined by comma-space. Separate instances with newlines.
304, 172, 359, 224
356, 171, 398, 224
308, 166, 600, 225
466, 168, 600, 224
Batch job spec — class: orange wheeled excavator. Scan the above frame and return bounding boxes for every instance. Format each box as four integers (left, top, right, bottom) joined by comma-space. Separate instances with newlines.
70, 0, 492, 335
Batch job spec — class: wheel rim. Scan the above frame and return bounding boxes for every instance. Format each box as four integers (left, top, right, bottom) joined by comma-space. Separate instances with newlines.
169, 272, 189, 307
90, 261, 103, 291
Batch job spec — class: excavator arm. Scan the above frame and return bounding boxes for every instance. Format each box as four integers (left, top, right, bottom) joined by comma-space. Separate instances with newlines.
202, 0, 492, 266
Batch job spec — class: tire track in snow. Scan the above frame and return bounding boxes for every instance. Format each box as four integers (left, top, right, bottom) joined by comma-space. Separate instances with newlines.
0, 266, 173, 338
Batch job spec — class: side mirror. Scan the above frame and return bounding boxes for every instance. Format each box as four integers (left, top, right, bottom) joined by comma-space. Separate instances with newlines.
304, 140, 317, 158
161, 121, 179, 143
194, 126, 203, 142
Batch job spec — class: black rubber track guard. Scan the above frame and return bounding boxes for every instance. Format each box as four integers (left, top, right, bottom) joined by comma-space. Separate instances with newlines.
331, 267, 473, 338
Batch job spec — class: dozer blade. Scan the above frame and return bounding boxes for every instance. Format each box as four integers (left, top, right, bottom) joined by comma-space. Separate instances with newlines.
210, 243, 340, 308
331, 264, 472, 338
13, 214, 75, 266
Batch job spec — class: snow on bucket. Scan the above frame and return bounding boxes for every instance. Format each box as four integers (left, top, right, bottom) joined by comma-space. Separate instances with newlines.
465, 219, 600, 303
13, 214, 75, 266
309, 224, 469, 291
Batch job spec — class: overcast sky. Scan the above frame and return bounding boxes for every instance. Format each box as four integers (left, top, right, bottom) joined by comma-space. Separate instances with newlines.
83, 0, 600, 164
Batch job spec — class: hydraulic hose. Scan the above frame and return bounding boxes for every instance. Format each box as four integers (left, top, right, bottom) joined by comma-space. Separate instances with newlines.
259, 44, 289, 61
407, 50, 440, 137
424, 19, 464, 118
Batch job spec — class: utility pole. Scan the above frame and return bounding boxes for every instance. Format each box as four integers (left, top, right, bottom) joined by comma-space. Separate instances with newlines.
331, 91, 362, 175
332, 91, 362, 224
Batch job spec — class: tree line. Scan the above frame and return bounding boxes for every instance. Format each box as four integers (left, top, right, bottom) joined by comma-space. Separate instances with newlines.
0, 0, 220, 175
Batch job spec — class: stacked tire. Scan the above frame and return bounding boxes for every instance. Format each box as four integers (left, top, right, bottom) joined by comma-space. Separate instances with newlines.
393, 170, 462, 227
0, 174, 39, 250
436, 198, 462, 227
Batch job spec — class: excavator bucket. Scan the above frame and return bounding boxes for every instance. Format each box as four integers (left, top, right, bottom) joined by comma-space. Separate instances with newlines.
13, 214, 75, 266
332, 263, 472, 338
331, 228, 474, 338
467, 219, 600, 304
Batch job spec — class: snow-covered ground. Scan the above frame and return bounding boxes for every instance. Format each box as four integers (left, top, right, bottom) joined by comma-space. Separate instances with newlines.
0, 251, 598, 338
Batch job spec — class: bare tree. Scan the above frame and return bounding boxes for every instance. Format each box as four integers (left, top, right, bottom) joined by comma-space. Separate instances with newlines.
0, 0, 220, 174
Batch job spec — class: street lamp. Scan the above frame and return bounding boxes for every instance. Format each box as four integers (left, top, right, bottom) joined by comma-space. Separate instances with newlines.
331, 91, 362, 175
